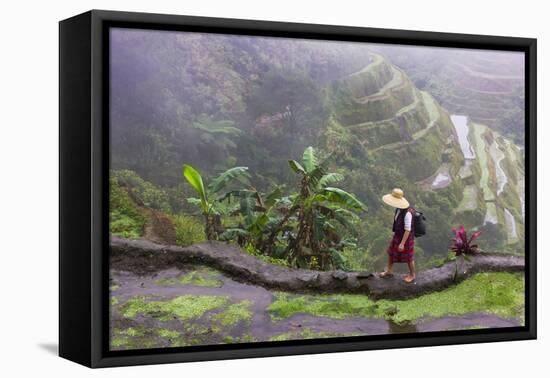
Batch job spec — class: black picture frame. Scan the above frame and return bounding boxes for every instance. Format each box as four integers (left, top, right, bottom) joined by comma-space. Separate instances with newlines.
59, 9, 537, 368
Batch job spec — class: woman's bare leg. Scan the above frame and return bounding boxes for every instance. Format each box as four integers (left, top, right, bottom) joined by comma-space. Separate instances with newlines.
380, 255, 394, 277
404, 260, 416, 282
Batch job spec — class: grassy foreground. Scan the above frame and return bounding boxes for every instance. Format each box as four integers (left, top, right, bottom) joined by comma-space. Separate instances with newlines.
268, 272, 524, 324
110, 272, 524, 350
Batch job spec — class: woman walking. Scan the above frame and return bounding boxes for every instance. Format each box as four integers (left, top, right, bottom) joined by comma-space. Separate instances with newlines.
379, 188, 416, 283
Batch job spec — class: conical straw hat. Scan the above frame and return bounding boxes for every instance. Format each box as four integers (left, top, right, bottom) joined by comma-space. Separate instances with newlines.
382, 188, 410, 209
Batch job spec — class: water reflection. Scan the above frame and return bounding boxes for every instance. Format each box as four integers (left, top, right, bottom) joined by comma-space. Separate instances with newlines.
451, 114, 475, 159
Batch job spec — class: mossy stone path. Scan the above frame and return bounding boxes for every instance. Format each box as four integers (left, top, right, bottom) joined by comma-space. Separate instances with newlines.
110, 264, 523, 351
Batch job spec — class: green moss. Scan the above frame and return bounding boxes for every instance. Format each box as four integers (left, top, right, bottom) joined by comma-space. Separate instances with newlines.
268, 293, 379, 321
222, 335, 257, 344
111, 336, 129, 348
110, 284, 119, 292
184, 322, 221, 335
223, 336, 235, 344
119, 327, 147, 337
241, 334, 256, 343
111, 296, 119, 306
463, 324, 488, 330
158, 328, 180, 339
378, 272, 524, 323
169, 339, 194, 348
110, 326, 156, 350
269, 332, 296, 341
213, 300, 253, 326
121, 295, 228, 322
269, 328, 364, 342
155, 267, 223, 288
268, 273, 524, 324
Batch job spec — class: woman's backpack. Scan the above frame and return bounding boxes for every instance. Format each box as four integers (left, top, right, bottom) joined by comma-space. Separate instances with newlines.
412, 208, 426, 237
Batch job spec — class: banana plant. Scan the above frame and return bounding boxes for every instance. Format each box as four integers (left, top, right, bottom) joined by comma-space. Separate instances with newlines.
286, 146, 367, 269
184, 147, 366, 270
221, 147, 366, 269
219, 185, 290, 255
182, 164, 250, 240
192, 114, 242, 153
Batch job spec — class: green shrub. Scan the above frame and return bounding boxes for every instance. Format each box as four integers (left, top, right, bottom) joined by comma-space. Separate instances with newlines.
244, 243, 290, 267
109, 177, 146, 238
111, 169, 171, 212
172, 214, 206, 246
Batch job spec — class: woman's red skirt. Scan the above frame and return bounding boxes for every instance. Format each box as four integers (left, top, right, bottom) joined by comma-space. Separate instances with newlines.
386, 233, 415, 263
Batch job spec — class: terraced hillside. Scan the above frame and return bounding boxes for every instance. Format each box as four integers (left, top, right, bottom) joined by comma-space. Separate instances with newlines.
465, 120, 525, 245
331, 53, 463, 183
329, 53, 524, 251
434, 57, 524, 144
372, 46, 525, 144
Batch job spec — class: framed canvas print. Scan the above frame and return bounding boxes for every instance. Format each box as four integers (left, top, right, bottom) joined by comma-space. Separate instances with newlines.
59, 10, 536, 368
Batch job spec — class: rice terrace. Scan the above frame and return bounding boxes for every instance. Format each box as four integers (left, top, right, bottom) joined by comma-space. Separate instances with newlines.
108, 29, 526, 350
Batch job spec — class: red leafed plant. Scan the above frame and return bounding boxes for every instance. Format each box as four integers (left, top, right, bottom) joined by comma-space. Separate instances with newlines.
451, 225, 482, 256
450, 225, 482, 281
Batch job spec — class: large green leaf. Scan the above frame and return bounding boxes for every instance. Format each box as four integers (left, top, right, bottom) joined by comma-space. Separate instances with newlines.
248, 213, 271, 236
318, 173, 344, 188
255, 213, 270, 228
186, 197, 203, 206
265, 186, 284, 207
312, 214, 326, 242
328, 248, 347, 269
288, 160, 307, 175
194, 123, 242, 136
192, 116, 242, 136
332, 212, 358, 236
307, 153, 331, 188
302, 146, 317, 173
321, 187, 367, 211
315, 205, 357, 234
219, 228, 249, 241
208, 166, 250, 194
308, 166, 327, 188
218, 189, 253, 203
239, 194, 257, 226
182, 164, 208, 213
333, 207, 360, 222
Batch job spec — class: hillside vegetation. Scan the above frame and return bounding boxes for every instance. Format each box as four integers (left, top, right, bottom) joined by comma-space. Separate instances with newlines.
110, 30, 525, 272
108, 30, 526, 350
374, 46, 525, 144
